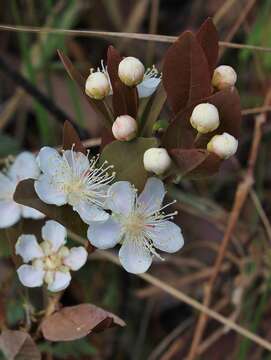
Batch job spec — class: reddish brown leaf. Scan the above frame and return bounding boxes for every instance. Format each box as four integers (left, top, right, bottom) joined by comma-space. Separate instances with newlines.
107, 46, 138, 118
63, 120, 86, 154
101, 127, 115, 149
0, 330, 41, 360
57, 50, 113, 128
169, 148, 209, 176
187, 152, 221, 178
41, 304, 125, 341
162, 31, 211, 114
196, 18, 219, 76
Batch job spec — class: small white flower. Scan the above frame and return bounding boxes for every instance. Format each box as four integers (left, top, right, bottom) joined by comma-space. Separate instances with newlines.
112, 115, 138, 141
85, 71, 111, 100
0, 152, 44, 229
207, 132, 238, 159
118, 56, 145, 86
143, 148, 172, 175
16, 220, 87, 292
87, 177, 184, 274
212, 65, 237, 90
34, 146, 115, 223
190, 103, 220, 134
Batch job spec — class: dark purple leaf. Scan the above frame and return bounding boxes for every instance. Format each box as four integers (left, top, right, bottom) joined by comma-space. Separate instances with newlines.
63, 120, 86, 154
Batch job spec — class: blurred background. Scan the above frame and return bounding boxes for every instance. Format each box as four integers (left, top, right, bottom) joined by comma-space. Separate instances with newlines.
1, 0, 271, 359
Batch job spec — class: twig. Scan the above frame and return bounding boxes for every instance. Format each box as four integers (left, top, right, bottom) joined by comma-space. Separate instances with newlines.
249, 189, 271, 243
242, 105, 271, 115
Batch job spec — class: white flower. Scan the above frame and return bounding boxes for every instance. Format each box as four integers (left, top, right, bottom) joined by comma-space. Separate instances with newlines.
212, 65, 237, 90
190, 103, 220, 134
85, 71, 111, 100
207, 132, 238, 159
143, 148, 172, 175
16, 220, 87, 292
0, 152, 44, 229
118, 56, 145, 86
112, 115, 138, 141
87, 177, 184, 274
34, 146, 114, 223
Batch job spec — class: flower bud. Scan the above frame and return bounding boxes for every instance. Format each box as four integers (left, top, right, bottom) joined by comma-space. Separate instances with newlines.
143, 148, 172, 175
190, 103, 219, 134
85, 71, 110, 100
212, 65, 237, 90
112, 115, 138, 141
118, 57, 145, 86
207, 132, 238, 159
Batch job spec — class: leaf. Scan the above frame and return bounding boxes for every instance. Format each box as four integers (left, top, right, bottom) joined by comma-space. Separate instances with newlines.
13, 179, 88, 240
162, 31, 211, 114
0, 134, 19, 156
57, 50, 112, 128
162, 87, 241, 150
0, 330, 41, 360
107, 46, 138, 118
62, 120, 86, 154
41, 304, 125, 342
196, 18, 219, 76
101, 137, 158, 191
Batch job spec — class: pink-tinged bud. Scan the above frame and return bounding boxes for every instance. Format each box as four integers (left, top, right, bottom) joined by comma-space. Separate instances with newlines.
118, 57, 145, 86
190, 103, 220, 134
212, 65, 237, 90
112, 115, 138, 141
207, 132, 238, 159
143, 148, 172, 175
85, 71, 110, 100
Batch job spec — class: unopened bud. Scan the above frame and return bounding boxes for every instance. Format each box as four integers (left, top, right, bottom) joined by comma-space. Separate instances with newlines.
212, 65, 237, 90
143, 148, 171, 175
112, 115, 138, 141
118, 57, 145, 86
85, 71, 110, 100
207, 132, 238, 159
190, 103, 219, 134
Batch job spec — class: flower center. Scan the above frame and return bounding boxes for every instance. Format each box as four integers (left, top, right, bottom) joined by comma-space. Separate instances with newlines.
123, 212, 146, 238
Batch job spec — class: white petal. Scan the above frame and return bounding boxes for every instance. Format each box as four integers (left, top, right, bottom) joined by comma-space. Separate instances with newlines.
87, 217, 122, 249
138, 177, 165, 215
148, 221, 184, 253
37, 147, 66, 176
119, 239, 152, 274
42, 220, 67, 252
63, 150, 89, 174
0, 173, 16, 199
137, 77, 161, 98
63, 247, 88, 271
73, 201, 109, 223
17, 264, 44, 288
15, 234, 44, 262
21, 205, 45, 219
47, 271, 71, 292
9, 152, 40, 182
34, 174, 67, 206
0, 201, 21, 228
106, 181, 135, 215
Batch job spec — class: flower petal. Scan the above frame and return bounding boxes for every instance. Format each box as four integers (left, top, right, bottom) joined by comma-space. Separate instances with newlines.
87, 217, 122, 249
9, 152, 40, 182
0, 201, 21, 228
34, 174, 67, 206
17, 264, 44, 288
119, 240, 152, 274
63, 150, 89, 174
148, 221, 184, 253
47, 271, 71, 292
138, 177, 165, 215
137, 77, 161, 98
73, 201, 109, 223
21, 205, 45, 219
15, 234, 44, 262
0, 173, 16, 199
37, 147, 66, 177
63, 247, 88, 271
106, 181, 135, 215
42, 220, 67, 252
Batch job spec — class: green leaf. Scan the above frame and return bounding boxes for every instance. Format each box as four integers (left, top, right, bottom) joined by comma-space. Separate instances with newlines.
39, 339, 97, 359
0, 134, 19, 156
101, 137, 158, 191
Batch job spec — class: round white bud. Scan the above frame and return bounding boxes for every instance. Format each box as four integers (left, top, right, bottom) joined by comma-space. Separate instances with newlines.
85, 71, 110, 100
212, 65, 237, 90
118, 57, 145, 86
143, 148, 172, 175
207, 132, 238, 159
112, 115, 138, 141
190, 103, 220, 134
